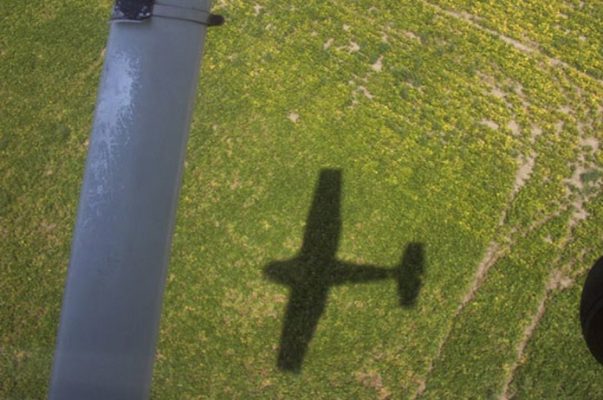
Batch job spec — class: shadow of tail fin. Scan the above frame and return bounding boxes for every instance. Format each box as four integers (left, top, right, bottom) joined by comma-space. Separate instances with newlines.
395, 242, 425, 307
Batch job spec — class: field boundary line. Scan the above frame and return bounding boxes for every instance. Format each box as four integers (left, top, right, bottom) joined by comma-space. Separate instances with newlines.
413, 240, 508, 399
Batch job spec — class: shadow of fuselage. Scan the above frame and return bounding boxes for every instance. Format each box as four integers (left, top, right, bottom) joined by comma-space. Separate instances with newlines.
264, 169, 425, 373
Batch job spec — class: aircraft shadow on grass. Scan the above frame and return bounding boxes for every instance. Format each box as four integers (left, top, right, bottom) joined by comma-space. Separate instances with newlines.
264, 168, 425, 373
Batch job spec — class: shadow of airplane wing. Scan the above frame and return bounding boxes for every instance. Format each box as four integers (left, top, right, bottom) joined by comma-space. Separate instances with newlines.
264, 260, 299, 286
299, 169, 342, 262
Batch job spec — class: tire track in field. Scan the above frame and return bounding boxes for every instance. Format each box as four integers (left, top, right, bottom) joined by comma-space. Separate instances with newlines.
500, 131, 602, 398
416, 135, 601, 398
500, 264, 575, 399
413, 102, 557, 396
500, 176, 600, 398
415, 189, 586, 398
415, 89, 601, 398
408, 2, 602, 395
413, 155, 542, 398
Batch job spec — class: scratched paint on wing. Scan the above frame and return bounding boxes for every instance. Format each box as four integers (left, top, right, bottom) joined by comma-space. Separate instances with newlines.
83, 50, 140, 225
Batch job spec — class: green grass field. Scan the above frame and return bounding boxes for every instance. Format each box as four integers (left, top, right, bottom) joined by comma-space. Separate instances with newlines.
1, 0, 602, 398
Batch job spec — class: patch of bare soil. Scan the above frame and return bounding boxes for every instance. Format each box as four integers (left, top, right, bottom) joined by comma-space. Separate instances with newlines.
371, 55, 384, 72
288, 112, 300, 123
403, 31, 421, 43
564, 136, 602, 228
337, 40, 360, 53
355, 370, 392, 400
530, 125, 542, 143
480, 119, 499, 130
508, 120, 521, 136
357, 85, 374, 100
323, 38, 334, 50
512, 154, 536, 197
